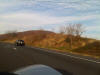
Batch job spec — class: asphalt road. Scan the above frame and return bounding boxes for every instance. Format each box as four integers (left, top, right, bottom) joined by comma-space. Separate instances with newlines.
0, 42, 100, 75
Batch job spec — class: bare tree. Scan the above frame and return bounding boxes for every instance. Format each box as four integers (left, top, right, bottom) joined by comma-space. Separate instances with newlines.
65, 24, 75, 49
59, 26, 66, 34
66, 24, 75, 35
74, 24, 84, 37
59, 24, 85, 49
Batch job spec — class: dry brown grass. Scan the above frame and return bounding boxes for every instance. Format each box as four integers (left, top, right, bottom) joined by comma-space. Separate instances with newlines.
0, 30, 100, 58
72, 41, 100, 57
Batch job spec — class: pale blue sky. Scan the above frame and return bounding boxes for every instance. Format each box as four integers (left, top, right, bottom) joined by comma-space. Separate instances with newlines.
0, 0, 100, 39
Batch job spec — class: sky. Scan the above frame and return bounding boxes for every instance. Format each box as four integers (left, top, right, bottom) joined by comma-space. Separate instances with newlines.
0, 0, 100, 39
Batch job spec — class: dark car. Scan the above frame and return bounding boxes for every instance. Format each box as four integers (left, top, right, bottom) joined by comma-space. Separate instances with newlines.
15, 40, 25, 46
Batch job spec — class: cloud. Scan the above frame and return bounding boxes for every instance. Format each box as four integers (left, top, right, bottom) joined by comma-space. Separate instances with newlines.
54, 0, 100, 11
0, 0, 100, 39
0, 12, 98, 26
0, 11, 99, 34
1, 0, 100, 12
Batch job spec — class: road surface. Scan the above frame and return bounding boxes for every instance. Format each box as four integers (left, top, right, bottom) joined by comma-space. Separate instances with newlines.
0, 42, 100, 75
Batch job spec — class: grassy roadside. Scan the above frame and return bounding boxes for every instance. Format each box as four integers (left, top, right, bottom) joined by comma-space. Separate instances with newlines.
37, 46, 100, 59
1, 40, 100, 58
0, 30, 100, 59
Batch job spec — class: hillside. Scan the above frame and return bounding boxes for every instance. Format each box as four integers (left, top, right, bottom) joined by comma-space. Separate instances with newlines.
72, 41, 100, 57
0, 30, 100, 58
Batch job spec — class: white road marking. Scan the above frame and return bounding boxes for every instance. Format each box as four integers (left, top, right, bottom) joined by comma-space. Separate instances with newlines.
32, 47, 100, 64
13, 48, 17, 50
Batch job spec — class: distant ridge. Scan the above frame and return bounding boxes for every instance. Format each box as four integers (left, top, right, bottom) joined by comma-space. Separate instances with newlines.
0, 30, 100, 58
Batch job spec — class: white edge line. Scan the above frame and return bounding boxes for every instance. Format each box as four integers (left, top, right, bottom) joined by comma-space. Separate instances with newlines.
31, 47, 100, 64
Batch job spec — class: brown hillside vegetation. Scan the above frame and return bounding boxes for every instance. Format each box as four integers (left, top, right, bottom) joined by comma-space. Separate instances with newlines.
0, 30, 54, 43
72, 41, 100, 57
0, 30, 100, 58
